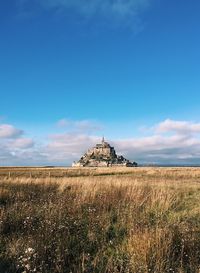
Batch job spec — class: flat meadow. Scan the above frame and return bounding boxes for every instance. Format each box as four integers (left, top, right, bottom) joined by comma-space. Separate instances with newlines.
1, 167, 200, 273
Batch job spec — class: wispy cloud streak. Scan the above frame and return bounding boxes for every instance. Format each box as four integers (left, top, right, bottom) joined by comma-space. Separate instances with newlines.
17, 0, 152, 29
57, 118, 103, 133
38, 0, 150, 17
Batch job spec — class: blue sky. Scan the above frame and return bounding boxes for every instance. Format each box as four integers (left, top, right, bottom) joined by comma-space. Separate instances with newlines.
0, 0, 200, 165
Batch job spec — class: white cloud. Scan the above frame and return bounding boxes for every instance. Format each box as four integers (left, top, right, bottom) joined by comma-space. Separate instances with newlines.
0, 123, 35, 166
0, 124, 23, 138
45, 133, 100, 162
156, 119, 200, 135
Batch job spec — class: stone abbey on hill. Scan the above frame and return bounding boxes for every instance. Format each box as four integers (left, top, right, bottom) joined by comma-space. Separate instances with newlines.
72, 138, 137, 167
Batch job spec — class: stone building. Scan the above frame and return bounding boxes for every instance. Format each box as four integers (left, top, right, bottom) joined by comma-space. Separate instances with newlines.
72, 137, 137, 167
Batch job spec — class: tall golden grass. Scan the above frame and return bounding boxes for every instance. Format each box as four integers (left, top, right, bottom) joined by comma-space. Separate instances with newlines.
1, 168, 200, 272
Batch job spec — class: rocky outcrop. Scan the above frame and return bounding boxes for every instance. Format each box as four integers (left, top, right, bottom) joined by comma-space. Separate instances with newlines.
72, 138, 138, 167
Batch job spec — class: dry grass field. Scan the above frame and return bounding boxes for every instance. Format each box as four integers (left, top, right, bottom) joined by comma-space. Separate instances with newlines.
1, 167, 200, 273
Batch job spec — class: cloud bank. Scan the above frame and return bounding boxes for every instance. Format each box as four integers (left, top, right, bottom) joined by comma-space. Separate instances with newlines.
1, 119, 200, 166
